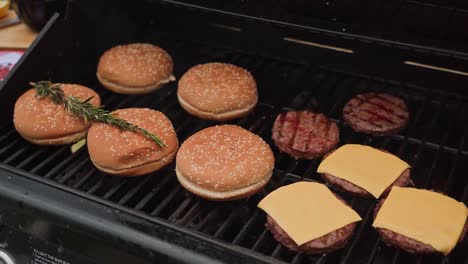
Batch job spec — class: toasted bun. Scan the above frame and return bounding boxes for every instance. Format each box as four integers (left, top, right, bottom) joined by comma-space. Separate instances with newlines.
177, 63, 258, 121
176, 125, 274, 200
97, 43, 175, 94
87, 108, 178, 176
14, 84, 101, 145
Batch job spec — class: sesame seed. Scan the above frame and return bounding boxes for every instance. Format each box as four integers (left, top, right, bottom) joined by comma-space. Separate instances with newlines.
177, 125, 274, 192
178, 63, 258, 113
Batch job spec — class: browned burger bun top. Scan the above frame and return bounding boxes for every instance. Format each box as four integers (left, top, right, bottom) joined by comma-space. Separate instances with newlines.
97, 43, 175, 94
14, 84, 101, 145
87, 108, 178, 176
176, 125, 274, 200
177, 63, 258, 121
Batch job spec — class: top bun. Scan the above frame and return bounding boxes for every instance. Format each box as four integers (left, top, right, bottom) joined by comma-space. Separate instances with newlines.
176, 125, 274, 200
14, 84, 101, 145
97, 43, 175, 94
87, 108, 178, 176
177, 62, 258, 121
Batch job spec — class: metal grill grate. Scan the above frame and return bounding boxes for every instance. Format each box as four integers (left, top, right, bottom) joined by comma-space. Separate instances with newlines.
1, 40, 468, 264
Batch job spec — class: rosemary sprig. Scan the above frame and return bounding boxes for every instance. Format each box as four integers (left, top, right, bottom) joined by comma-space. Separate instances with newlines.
31, 81, 166, 148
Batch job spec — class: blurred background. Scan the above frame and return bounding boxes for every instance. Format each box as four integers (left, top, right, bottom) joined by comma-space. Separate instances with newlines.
0, 0, 67, 81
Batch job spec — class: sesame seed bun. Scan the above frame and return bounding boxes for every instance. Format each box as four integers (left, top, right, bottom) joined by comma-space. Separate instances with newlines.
87, 108, 178, 176
97, 43, 175, 95
175, 125, 274, 201
13, 84, 101, 145
177, 63, 258, 121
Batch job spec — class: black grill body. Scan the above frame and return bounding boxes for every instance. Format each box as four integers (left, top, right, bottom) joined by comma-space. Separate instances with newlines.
0, 0, 467, 263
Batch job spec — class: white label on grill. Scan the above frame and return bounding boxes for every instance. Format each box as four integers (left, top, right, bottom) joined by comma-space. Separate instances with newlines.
32, 249, 70, 264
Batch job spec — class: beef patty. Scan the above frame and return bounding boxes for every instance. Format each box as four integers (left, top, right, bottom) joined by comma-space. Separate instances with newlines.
265, 196, 357, 254
322, 169, 412, 199
272, 110, 339, 159
320, 148, 412, 199
343, 93, 409, 136
374, 199, 468, 254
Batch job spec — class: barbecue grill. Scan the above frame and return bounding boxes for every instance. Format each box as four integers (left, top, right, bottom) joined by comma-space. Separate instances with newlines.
0, 0, 467, 263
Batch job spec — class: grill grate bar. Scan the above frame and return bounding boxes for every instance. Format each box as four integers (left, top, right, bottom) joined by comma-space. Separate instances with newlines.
151, 185, 182, 216
271, 244, 282, 258
463, 183, 468, 203
442, 101, 467, 189
0, 129, 15, 144
43, 151, 87, 179
423, 96, 448, 188
72, 167, 96, 189
387, 135, 468, 155
391, 250, 401, 264
193, 206, 220, 231
400, 88, 436, 177
177, 201, 201, 226
443, 116, 468, 194
109, 94, 135, 109
366, 237, 383, 264
103, 179, 127, 200
340, 204, 377, 264
86, 176, 105, 194
57, 157, 90, 184
100, 93, 119, 108
316, 256, 327, 264
30, 147, 68, 174
213, 209, 237, 238
232, 210, 260, 245
248, 162, 299, 251
17, 147, 47, 169
168, 195, 194, 222
134, 174, 173, 211
0, 137, 20, 156
291, 253, 303, 264
2, 144, 29, 164
118, 176, 152, 205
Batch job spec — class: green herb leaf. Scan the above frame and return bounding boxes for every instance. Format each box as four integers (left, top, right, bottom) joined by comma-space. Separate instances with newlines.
71, 138, 87, 153
31, 82, 166, 148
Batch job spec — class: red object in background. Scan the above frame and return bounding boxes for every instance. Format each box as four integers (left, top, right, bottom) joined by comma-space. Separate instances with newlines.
0, 50, 24, 81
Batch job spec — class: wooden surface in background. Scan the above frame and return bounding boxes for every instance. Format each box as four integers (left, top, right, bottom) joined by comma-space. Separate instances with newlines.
0, 11, 37, 49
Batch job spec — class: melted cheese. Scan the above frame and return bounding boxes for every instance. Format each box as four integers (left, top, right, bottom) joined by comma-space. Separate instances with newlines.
373, 187, 468, 255
317, 144, 410, 198
258, 182, 362, 246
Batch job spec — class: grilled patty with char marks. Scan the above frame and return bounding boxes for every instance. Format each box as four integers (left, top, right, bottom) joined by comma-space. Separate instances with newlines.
272, 110, 339, 159
343, 93, 409, 136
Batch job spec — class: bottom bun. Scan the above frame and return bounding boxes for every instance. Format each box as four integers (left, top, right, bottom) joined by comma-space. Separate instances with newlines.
177, 92, 256, 121
175, 167, 271, 201
91, 146, 177, 177
19, 130, 87, 146
97, 72, 175, 95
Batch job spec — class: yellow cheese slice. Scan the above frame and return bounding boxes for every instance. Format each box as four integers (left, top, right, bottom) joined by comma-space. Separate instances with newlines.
373, 187, 468, 255
317, 144, 410, 198
258, 182, 362, 246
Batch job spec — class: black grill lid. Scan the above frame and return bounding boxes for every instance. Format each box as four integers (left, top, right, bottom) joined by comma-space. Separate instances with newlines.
0, 0, 467, 263
161, 0, 468, 53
